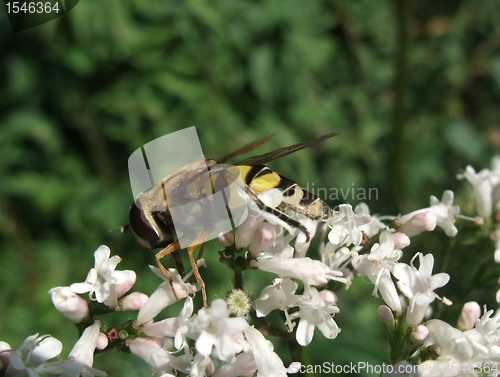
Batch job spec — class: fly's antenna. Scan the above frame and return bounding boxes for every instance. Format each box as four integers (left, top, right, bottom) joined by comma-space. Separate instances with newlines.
109, 225, 130, 233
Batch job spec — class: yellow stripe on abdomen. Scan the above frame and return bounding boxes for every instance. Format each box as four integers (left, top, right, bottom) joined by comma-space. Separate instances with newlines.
237, 165, 281, 193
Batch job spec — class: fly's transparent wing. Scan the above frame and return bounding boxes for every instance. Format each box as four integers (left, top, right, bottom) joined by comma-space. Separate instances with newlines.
218, 134, 276, 163
236, 132, 339, 166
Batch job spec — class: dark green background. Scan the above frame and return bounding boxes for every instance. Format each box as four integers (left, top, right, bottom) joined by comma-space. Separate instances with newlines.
1, 0, 500, 376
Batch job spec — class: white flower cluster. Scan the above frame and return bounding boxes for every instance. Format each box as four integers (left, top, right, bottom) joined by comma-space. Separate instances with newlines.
414, 303, 500, 377
461, 157, 500, 316
462, 157, 500, 283
6, 156, 500, 377
0, 322, 105, 377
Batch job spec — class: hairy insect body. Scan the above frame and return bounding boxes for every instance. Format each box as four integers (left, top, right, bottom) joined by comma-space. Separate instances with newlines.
127, 132, 339, 306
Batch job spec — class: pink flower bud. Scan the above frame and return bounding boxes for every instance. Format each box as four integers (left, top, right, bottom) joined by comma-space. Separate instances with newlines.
410, 324, 429, 345
399, 212, 437, 237
97, 333, 108, 350
249, 223, 277, 258
48, 287, 89, 323
0, 341, 12, 370
393, 232, 410, 249
120, 292, 149, 311
235, 207, 265, 249
377, 305, 395, 330
319, 289, 337, 305
218, 232, 235, 248
457, 301, 481, 331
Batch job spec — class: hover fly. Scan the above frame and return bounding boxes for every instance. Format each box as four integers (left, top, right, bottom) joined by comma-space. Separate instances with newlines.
128, 132, 338, 306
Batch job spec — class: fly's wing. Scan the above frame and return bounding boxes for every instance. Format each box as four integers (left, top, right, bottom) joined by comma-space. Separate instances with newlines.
218, 134, 276, 163
236, 132, 339, 166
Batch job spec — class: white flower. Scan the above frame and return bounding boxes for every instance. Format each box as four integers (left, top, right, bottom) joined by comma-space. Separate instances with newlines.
463, 307, 500, 360
138, 296, 194, 353
174, 297, 195, 350
5, 334, 62, 377
252, 256, 347, 287
212, 352, 257, 377
189, 299, 249, 362
244, 326, 289, 377
490, 227, 500, 264
48, 287, 89, 324
357, 203, 387, 237
56, 321, 107, 377
255, 278, 298, 331
399, 190, 460, 237
259, 231, 296, 259
327, 204, 371, 246
351, 230, 403, 313
319, 243, 352, 273
461, 157, 500, 219
423, 319, 464, 354
420, 309, 500, 377
135, 267, 196, 327
255, 278, 298, 317
289, 287, 340, 346
366, 230, 403, 264
70, 245, 136, 308
393, 253, 450, 327
189, 353, 214, 377
294, 217, 318, 257
128, 337, 191, 376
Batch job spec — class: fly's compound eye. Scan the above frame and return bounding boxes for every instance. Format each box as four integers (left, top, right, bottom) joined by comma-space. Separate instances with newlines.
129, 202, 160, 245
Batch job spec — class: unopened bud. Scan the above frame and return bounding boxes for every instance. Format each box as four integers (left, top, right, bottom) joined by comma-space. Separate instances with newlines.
377, 305, 395, 330
457, 301, 481, 331
399, 212, 437, 237
48, 286, 89, 323
0, 341, 12, 371
97, 333, 108, 350
120, 292, 149, 311
249, 223, 277, 258
393, 232, 410, 249
218, 232, 235, 248
319, 289, 337, 305
235, 207, 265, 249
410, 324, 429, 345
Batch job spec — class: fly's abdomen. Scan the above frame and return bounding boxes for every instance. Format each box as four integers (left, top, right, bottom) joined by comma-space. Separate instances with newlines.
237, 165, 332, 220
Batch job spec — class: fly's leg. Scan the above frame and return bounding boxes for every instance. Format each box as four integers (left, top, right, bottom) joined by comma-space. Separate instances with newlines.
187, 229, 211, 307
197, 243, 205, 261
155, 240, 182, 300
172, 250, 186, 277
243, 186, 311, 242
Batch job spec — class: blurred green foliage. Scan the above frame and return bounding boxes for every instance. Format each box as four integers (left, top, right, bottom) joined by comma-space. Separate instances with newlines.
1, 0, 500, 375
